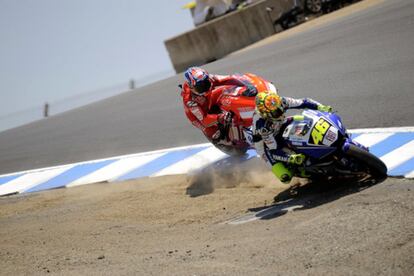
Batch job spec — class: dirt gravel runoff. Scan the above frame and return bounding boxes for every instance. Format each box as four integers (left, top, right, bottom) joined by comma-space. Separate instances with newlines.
1, 159, 413, 275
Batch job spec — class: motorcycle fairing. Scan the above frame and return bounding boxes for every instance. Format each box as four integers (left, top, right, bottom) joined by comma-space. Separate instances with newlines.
237, 107, 255, 120
311, 110, 347, 136
282, 110, 344, 159
295, 146, 338, 159
242, 127, 254, 147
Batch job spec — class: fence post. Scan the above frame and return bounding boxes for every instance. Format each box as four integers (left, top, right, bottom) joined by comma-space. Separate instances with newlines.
44, 102, 49, 118
129, 79, 135, 90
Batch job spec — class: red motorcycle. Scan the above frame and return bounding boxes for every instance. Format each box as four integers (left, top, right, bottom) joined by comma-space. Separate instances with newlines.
208, 73, 277, 156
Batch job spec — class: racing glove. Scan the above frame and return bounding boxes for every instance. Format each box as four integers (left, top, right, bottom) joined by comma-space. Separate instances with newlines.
317, 104, 333, 112
288, 153, 306, 165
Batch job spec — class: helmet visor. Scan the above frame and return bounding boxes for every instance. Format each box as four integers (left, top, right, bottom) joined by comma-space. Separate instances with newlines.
269, 107, 284, 119
193, 78, 211, 95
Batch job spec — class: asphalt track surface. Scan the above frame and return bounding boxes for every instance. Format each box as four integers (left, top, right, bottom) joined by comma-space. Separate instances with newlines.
0, 0, 413, 175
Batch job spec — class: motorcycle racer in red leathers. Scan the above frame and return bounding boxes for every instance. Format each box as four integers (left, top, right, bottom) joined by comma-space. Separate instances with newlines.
180, 66, 258, 146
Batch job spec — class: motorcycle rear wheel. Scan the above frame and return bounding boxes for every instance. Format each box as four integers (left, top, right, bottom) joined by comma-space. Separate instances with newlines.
213, 143, 248, 157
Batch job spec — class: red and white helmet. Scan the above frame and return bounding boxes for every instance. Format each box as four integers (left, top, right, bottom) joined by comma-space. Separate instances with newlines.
184, 67, 212, 96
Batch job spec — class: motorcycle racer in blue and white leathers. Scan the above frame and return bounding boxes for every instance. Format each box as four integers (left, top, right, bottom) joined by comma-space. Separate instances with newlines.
252, 89, 332, 183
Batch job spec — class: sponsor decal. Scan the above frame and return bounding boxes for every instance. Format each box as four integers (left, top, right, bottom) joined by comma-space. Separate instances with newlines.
273, 155, 289, 162
295, 126, 303, 136
325, 129, 337, 143
310, 118, 331, 145
191, 107, 204, 121
187, 101, 197, 107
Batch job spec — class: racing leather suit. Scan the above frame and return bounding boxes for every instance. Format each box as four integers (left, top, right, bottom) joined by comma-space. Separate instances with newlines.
181, 74, 257, 143
252, 97, 324, 166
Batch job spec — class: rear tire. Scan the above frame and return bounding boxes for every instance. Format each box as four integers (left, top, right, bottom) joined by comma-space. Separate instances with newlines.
344, 144, 388, 183
213, 143, 247, 157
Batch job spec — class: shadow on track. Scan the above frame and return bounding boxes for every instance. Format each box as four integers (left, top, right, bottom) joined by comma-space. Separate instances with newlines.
249, 177, 387, 221
185, 153, 388, 222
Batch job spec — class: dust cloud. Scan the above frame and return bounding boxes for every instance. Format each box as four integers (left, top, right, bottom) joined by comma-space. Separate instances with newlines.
185, 158, 284, 197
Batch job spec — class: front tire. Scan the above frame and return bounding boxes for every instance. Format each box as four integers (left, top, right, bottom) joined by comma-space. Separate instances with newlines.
344, 144, 388, 183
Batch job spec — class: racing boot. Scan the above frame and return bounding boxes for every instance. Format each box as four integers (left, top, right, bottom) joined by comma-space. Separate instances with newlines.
272, 154, 307, 183
272, 162, 293, 184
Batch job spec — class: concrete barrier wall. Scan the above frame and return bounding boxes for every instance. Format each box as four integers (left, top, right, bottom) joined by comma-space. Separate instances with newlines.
165, 0, 296, 73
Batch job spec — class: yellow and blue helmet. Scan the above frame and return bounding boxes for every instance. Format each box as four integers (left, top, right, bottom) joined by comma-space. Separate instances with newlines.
255, 90, 284, 120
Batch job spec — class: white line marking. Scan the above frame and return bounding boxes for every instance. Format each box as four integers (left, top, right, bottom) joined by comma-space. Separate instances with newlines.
0, 166, 73, 196
151, 146, 228, 177
349, 126, 414, 134
67, 153, 165, 187
380, 140, 414, 171
0, 143, 211, 178
353, 133, 394, 148
1, 127, 413, 192
405, 170, 414, 178
223, 202, 305, 225
1, 127, 413, 179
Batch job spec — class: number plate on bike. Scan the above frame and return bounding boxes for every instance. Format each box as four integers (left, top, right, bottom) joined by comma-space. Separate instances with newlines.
309, 118, 337, 145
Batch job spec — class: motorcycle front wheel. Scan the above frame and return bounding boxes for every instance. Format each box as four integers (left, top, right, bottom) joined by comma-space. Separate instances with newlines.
342, 144, 388, 183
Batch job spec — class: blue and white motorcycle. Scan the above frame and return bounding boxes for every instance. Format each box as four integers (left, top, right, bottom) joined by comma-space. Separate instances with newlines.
278, 110, 387, 183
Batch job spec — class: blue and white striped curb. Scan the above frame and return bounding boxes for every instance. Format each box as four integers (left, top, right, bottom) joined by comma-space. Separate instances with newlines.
0, 127, 413, 197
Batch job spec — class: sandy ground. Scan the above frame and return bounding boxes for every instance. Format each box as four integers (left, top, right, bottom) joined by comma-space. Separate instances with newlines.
1, 159, 413, 275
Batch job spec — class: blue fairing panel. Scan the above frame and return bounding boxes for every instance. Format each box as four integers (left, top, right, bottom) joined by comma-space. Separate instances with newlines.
295, 146, 337, 159
326, 113, 347, 135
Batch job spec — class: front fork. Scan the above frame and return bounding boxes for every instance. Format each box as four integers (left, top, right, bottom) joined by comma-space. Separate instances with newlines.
342, 137, 369, 153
